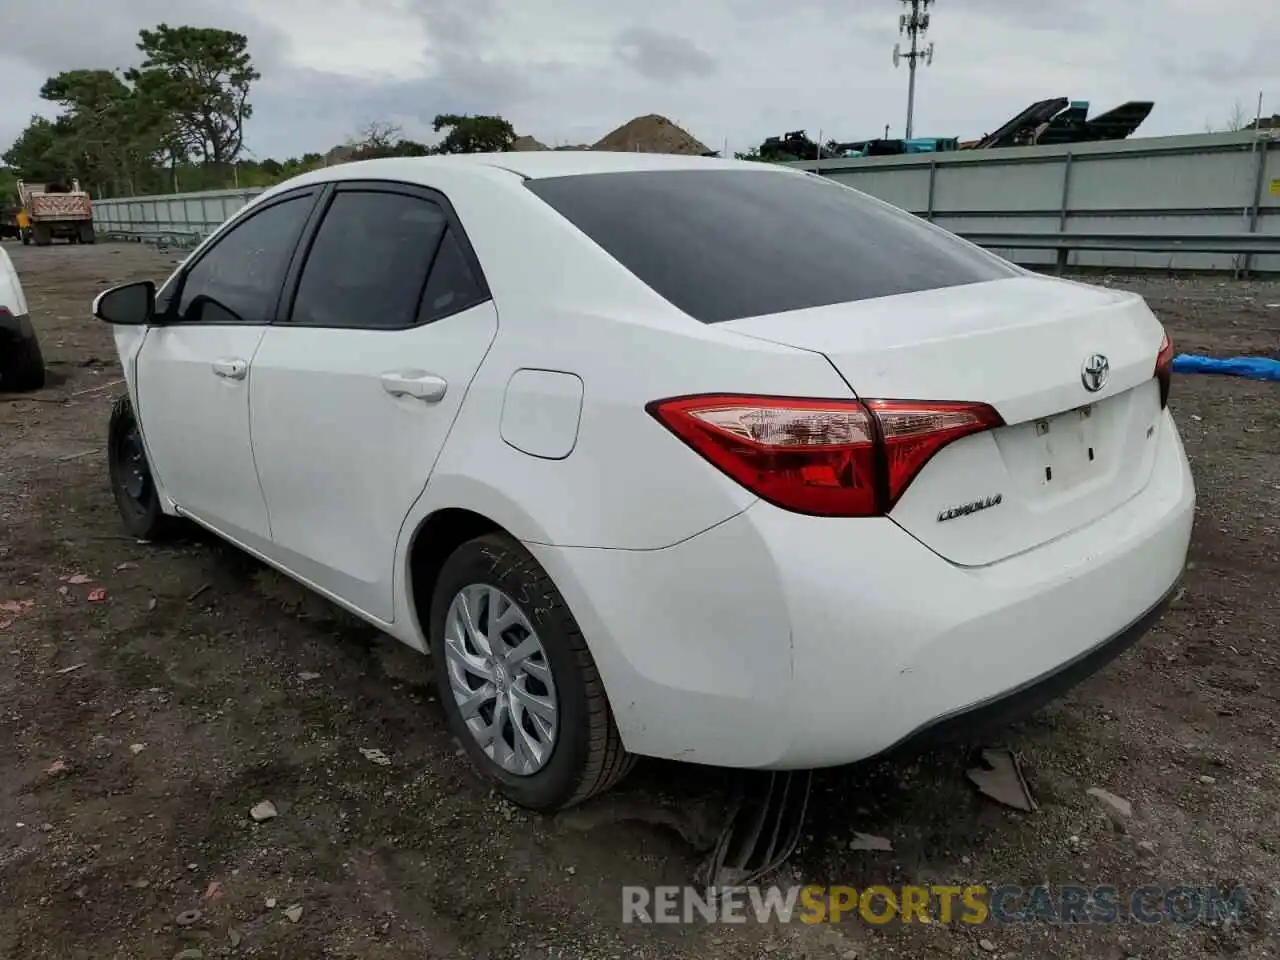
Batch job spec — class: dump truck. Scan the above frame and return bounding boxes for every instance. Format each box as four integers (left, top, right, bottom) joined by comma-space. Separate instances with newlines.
16, 179, 95, 246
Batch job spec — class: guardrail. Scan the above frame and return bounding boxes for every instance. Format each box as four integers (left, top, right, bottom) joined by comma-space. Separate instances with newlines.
960, 232, 1280, 257
99, 228, 205, 250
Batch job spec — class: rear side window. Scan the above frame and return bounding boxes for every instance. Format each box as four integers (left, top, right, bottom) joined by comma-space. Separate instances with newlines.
290, 190, 447, 329
418, 227, 486, 324
525, 169, 1018, 324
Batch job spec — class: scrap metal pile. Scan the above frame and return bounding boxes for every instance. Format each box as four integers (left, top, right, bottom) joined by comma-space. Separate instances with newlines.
756, 98, 1154, 161
964, 97, 1153, 150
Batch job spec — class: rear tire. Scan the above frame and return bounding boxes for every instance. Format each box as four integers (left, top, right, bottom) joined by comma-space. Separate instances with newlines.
108, 394, 184, 540
32, 224, 51, 247
0, 328, 46, 392
429, 533, 635, 812
78, 223, 96, 245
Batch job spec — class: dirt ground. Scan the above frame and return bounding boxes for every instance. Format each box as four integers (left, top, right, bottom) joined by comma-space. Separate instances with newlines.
1, 242, 1278, 960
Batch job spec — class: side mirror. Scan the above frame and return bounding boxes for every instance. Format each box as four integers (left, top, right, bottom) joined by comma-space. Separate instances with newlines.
93, 280, 155, 326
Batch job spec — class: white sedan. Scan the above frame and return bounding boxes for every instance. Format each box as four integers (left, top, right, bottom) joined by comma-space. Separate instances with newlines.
0, 244, 46, 391
94, 152, 1194, 811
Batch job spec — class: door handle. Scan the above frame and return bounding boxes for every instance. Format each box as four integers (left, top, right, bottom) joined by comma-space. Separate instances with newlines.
380, 371, 448, 402
212, 358, 248, 380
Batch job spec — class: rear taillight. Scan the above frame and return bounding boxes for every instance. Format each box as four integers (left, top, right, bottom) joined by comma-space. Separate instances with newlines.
647, 394, 1003, 517
1155, 331, 1174, 408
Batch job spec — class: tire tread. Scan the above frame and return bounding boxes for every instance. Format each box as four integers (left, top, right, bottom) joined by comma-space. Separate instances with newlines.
444, 533, 635, 810
108, 394, 184, 541
1, 330, 46, 392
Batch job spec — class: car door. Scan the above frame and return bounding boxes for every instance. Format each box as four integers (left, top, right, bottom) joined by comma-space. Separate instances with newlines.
135, 188, 320, 549
248, 181, 499, 621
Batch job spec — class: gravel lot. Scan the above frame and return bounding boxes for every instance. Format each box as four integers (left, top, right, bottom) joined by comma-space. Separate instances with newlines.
1, 242, 1278, 960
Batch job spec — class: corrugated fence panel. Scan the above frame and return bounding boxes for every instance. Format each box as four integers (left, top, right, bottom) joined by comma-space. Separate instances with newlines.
793, 130, 1280, 273
1068, 151, 1248, 213
934, 157, 1066, 214
92, 188, 265, 244
825, 168, 930, 212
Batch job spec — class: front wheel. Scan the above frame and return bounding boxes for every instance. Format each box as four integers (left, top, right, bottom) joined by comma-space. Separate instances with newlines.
107, 394, 183, 540
429, 533, 634, 812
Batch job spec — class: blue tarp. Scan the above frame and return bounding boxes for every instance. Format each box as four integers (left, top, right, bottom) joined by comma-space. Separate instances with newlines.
1172, 354, 1280, 382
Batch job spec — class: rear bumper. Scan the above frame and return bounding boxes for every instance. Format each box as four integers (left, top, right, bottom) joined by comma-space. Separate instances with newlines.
526, 408, 1194, 769
871, 578, 1179, 759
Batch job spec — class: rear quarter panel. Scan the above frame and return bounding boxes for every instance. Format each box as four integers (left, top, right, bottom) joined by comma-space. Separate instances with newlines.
396, 167, 856, 551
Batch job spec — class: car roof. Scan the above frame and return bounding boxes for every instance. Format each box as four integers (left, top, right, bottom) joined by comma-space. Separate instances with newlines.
290, 151, 789, 186
460, 150, 779, 179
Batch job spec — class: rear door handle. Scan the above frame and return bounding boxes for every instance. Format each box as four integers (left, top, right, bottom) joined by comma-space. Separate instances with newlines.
212, 358, 248, 380
380, 371, 447, 402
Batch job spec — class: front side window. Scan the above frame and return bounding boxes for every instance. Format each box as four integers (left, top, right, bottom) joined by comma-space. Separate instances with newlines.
175, 194, 314, 324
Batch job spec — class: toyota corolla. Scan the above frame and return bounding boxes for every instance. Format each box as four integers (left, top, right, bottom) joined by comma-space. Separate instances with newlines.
93, 152, 1194, 811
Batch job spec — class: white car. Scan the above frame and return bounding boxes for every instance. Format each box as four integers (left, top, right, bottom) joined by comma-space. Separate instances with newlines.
0, 244, 45, 391
94, 153, 1194, 811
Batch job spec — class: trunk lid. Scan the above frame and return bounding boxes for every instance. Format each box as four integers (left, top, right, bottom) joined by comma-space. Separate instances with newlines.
718, 275, 1168, 566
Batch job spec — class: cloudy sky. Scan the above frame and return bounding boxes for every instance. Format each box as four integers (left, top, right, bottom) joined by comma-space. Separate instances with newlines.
1, 0, 1277, 162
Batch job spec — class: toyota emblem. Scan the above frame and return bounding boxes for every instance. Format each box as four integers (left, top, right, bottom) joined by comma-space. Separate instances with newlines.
1081, 354, 1109, 393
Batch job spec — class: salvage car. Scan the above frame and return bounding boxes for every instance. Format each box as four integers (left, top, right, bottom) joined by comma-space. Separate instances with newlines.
93, 153, 1194, 811
0, 244, 46, 391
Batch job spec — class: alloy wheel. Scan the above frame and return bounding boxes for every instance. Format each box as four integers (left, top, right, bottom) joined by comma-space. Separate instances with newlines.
443, 584, 559, 775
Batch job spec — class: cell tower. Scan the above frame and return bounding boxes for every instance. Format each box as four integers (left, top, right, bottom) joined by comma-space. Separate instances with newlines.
892, 0, 935, 140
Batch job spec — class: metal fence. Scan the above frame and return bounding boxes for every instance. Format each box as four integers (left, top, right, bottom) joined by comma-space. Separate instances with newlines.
789, 130, 1280, 272
92, 188, 265, 247
91, 132, 1280, 271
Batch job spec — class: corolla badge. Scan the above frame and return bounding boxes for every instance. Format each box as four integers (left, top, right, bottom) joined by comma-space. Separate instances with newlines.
1081, 353, 1109, 393
937, 494, 1003, 523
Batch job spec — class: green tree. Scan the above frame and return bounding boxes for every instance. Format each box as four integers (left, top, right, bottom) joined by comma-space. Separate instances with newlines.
37, 69, 166, 194
1, 116, 70, 183
0, 166, 19, 206
0, 24, 531, 198
125, 24, 259, 166
343, 120, 436, 161
431, 114, 516, 154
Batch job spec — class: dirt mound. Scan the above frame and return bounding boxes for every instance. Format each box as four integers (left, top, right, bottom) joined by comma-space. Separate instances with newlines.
323, 144, 358, 165
592, 114, 710, 155
511, 135, 548, 151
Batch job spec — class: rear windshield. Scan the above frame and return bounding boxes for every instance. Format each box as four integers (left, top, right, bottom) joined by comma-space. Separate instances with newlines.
525, 169, 1018, 324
